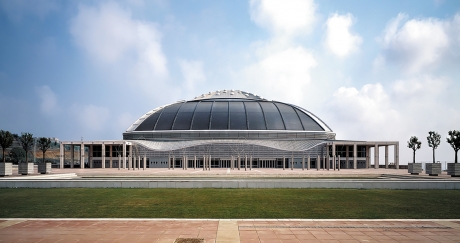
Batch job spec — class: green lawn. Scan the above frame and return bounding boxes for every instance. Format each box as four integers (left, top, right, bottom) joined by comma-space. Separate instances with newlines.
1, 188, 459, 219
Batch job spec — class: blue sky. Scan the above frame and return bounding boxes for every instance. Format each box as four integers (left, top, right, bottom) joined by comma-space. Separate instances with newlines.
1, 0, 459, 164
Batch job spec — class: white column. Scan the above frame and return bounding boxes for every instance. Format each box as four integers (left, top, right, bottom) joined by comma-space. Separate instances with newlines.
316, 155, 320, 171
366, 146, 370, 168
345, 145, 349, 169
307, 156, 310, 170
203, 156, 205, 171
118, 155, 121, 170
102, 144, 106, 169
122, 143, 126, 169
238, 156, 240, 170
80, 143, 85, 169
209, 155, 211, 171
353, 144, 357, 169
168, 155, 171, 170
172, 156, 175, 170
395, 143, 399, 169
291, 156, 294, 170
326, 145, 329, 170
143, 155, 146, 170
332, 144, 336, 171
338, 155, 340, 171
302, 157, 305, 170
374, 144, 379, 169
250, 157, 252, 170
59, 143, 64, 169
245, 156, 247, 171
128, 156, 132, 170
282, 156, 285, 170
194, 156, 196, 169
89, 144, 93, 168
109, 145, 113, 168
385, 145, 389, 169
70, 144, 74, 168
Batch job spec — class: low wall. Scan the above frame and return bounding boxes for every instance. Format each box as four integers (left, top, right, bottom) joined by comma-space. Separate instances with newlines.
0, 179, 459, 189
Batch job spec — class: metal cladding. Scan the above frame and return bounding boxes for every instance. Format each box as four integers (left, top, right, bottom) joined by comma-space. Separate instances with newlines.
125, 90, 333, 139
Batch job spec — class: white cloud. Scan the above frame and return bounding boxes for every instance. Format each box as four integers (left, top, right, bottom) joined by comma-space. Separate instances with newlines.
72, 104, 110, 132
324, 13, 362, 58
36, 85, 58, 116
70, 2, 167, 83
378, 13, 452, 73
249, 0, 316, 36
178, 59, 206, 91
244, 46, 317, 104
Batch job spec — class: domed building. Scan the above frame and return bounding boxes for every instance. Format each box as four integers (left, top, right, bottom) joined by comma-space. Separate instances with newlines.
60, 90, 400, 170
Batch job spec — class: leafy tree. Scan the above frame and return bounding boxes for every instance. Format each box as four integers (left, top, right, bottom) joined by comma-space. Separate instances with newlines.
427, 131, 441, 163
9, 147, 25, 163
0, 130, 14, 163
447, 130, 460, 163
407, 136, 422, 163
19, 133, 34, 163
38, 137, 52, 163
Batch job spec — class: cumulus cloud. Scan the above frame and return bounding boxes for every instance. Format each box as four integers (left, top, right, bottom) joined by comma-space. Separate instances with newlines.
244, 46, 316, 104
324, 13, 362, 58
326, 75, 458, 163
71, 104, 110, 131
70, 2, 167, 84
36, 85, 58, 116
377, 13, 457, 73
249, 0, 316, 36
178, 59, 206, 91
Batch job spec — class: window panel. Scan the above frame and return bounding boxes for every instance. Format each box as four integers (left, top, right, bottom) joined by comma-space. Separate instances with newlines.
275, 103, 303, 130
210, 102, 228, 129
229, 102, 247, 129
296, 109, 324, 131
135, 111, 162, 131
259, 102, 284, 130
172, 102, 198, 130
244, 102, 266, 130
191, 102, 212, 130
154, 103, 182, 130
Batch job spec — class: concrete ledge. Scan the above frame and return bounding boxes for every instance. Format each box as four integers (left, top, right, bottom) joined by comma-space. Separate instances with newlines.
0, 179, 460, 189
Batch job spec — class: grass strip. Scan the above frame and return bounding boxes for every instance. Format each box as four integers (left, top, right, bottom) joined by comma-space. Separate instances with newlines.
1, 188, 459, 219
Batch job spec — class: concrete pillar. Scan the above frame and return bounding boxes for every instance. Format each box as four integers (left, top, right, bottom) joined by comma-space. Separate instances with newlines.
102, 144, 106, 169
338, 155, 341, 171
317, 155, 320, 171
245, 156, 247, 171
168, 155, 171, 170
326, 145, 329, 170
109, 145, 113, 168
353, 144, 357, 169
122, 143, 126, 169
89, 145, 93, 168
80, 143, 85, 169
118, 155, 121, 170
366, 146, 371, 168
203, 156, 205, 171
283, 156, 285, 170
70, 144, 74, 168
194, 156, 196, 169
238, 156, 240, 170
307, 156, 310, 170
59, 143, 64, 169
302, 157, 305, 170
374, 144, 379, 169
332, 144, 336, 171
395, 143, 399, 169
250, 156, 252, 170
291, 156, 294, 170
129, 145, 132, 169
209, 155, 211, 171
172, 156, 175, 170
143, 155, 146, 170
346, 145, 349, 169
128, 156, 131, 170
385, 145, 389, 169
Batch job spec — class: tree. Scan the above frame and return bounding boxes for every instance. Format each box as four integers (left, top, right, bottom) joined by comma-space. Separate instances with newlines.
0, 130, 14, 163
19, 133, 34, 163
37, 137, 52, 163
447, 130, 460, 163
427, 131, 441, 163
407, 136, 421, 163
9, 147, 25, 163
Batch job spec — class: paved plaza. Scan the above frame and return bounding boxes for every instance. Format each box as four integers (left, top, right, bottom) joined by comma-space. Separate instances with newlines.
1, 219, 460, 243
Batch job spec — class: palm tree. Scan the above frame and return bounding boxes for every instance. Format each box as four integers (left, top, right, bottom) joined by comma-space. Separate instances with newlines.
19, 133, 34, 163
427, 131, 441, 163
37, 137, 52, 163
407, 136, 421, 163
0, 130, 14, 162
447, 130, 460, 163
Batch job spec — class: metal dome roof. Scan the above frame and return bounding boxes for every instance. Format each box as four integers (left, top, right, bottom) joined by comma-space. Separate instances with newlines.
126, 90, 332, 133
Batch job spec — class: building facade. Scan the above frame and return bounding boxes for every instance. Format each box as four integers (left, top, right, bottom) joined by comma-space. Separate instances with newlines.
60, 90, 399, 170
